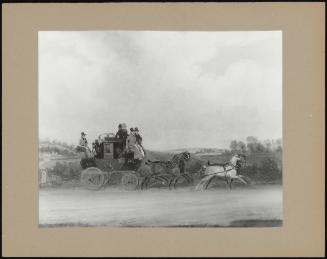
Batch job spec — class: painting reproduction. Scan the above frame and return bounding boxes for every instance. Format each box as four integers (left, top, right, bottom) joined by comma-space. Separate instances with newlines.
38, 31, 282, 227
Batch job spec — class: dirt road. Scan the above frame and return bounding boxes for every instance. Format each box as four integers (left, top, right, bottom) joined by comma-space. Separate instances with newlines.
39, 185, 282, 227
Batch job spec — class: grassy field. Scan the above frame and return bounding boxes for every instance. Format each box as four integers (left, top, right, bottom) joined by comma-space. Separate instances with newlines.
39, 148, 282, 189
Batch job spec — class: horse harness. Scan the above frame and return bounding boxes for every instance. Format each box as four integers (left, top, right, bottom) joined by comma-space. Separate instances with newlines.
205, 161, 240, 179
147, 152, 191, 171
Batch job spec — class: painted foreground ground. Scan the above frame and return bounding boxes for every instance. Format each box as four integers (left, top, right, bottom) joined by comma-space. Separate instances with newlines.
39, 185, 282, 227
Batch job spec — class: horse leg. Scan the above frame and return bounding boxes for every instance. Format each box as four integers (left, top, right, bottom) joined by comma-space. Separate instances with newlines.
140, 176, 147, 190
139, 178, 144, 190
172, 176, 180, 190
237, 176, 247, 185
229, 179, 233, 190
173, 174, 190, 189
159, 175, 170, 187
143, 175, 151, 189
224, 173, 231, 186
143, 175, 152, 189
204, 175, 216, 190
168, 177, 174, 190
195, 178, 206, 191
183, 174, 193, 184
144, 175, 152, 189
241, 175, 252, 184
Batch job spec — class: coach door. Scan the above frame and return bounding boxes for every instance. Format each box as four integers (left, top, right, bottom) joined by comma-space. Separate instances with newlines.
103, 142, 114, 159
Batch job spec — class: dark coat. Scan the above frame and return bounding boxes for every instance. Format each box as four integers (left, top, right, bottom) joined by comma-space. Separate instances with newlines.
115, 129, 128, 140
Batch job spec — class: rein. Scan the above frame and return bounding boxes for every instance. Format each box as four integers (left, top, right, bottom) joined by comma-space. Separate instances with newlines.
204, 164, 234, 177
202, 170, 233, 178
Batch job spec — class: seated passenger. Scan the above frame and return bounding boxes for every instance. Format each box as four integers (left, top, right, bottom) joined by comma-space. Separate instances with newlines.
126, 128, 144, 160
134, 127, 146, 155
126, 128, 136, 148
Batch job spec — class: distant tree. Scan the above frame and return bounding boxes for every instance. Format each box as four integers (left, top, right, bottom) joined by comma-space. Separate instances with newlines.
263, 139, 273, 152
246, 136, 268, 153
230, 140, 238, 152
223, 149, 232, 155
246, 136, 258, 143
229, 140, 247, 154
237, 141, 247, 153
246, 136, 257, 153
52, 139, 59, 145
241, 164, 258, 178
256, 142, 265, 152
275, 138, 282, 152
259, 158, 280, 181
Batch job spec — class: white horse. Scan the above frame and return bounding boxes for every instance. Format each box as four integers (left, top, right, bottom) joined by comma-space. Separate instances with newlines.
195, 154, 250, 191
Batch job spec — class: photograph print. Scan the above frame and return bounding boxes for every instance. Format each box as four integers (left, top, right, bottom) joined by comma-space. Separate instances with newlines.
38, 31, 282, 227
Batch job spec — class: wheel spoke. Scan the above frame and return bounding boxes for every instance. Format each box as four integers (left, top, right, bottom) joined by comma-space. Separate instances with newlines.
81, 167, 105, 190
121, 173, 139, 190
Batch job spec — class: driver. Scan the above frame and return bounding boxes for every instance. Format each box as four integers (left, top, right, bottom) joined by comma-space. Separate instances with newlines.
115, 123, 128, 150
115, 123, 128, 140
231, 153, 243, 175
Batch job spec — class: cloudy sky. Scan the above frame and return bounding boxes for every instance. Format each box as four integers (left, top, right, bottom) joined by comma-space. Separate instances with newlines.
39, 31, 282, 150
